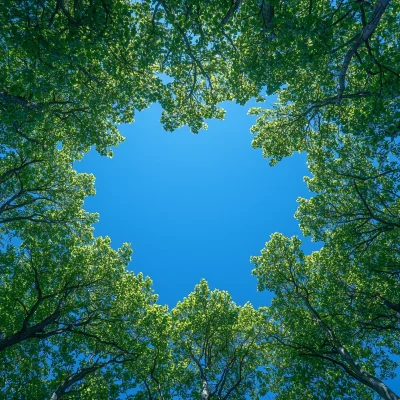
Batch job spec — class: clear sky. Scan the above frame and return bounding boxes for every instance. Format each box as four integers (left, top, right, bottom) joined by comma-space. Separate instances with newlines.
75, 98, 318, 309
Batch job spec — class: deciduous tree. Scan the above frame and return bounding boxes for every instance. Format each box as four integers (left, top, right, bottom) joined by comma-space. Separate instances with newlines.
252, 234, 400, 400
0, 221, 165, 399
133, 280, 269, 399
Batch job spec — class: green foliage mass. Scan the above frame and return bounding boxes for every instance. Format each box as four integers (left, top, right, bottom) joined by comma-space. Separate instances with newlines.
131, 280, 269, 399
1, 0, 399, 398
252, 234, 400, 399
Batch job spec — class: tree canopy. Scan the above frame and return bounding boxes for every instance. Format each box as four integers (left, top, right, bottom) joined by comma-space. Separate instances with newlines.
1, 0, 399, 398
131, 280, 269, 399
252, 234, 400, 400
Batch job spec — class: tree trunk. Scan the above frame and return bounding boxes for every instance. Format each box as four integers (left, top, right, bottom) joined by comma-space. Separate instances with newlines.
355, 370, 400, 400
201, 379, 210, 400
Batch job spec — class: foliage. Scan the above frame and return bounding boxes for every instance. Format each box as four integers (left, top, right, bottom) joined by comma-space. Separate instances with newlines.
296, 134, 400, 251
250, 0, 399, 165
0, 146, 97, 243
1, 0, 400, 398
133, 280, 269, 399
252, 234, 400, 400
248, 2, 400, 396
0, 0, 268, 158
0, 219, 162, 398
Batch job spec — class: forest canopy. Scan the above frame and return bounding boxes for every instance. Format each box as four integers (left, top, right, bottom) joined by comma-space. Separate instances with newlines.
0, 0, 399, 399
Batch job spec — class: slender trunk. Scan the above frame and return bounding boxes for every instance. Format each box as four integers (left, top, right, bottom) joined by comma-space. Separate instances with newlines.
299, 291, 400, 400
355, 370, 400, 400
201, 379, 210, 400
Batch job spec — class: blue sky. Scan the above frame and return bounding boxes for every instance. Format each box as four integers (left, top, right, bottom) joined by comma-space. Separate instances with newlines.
75, 98, 317, 309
